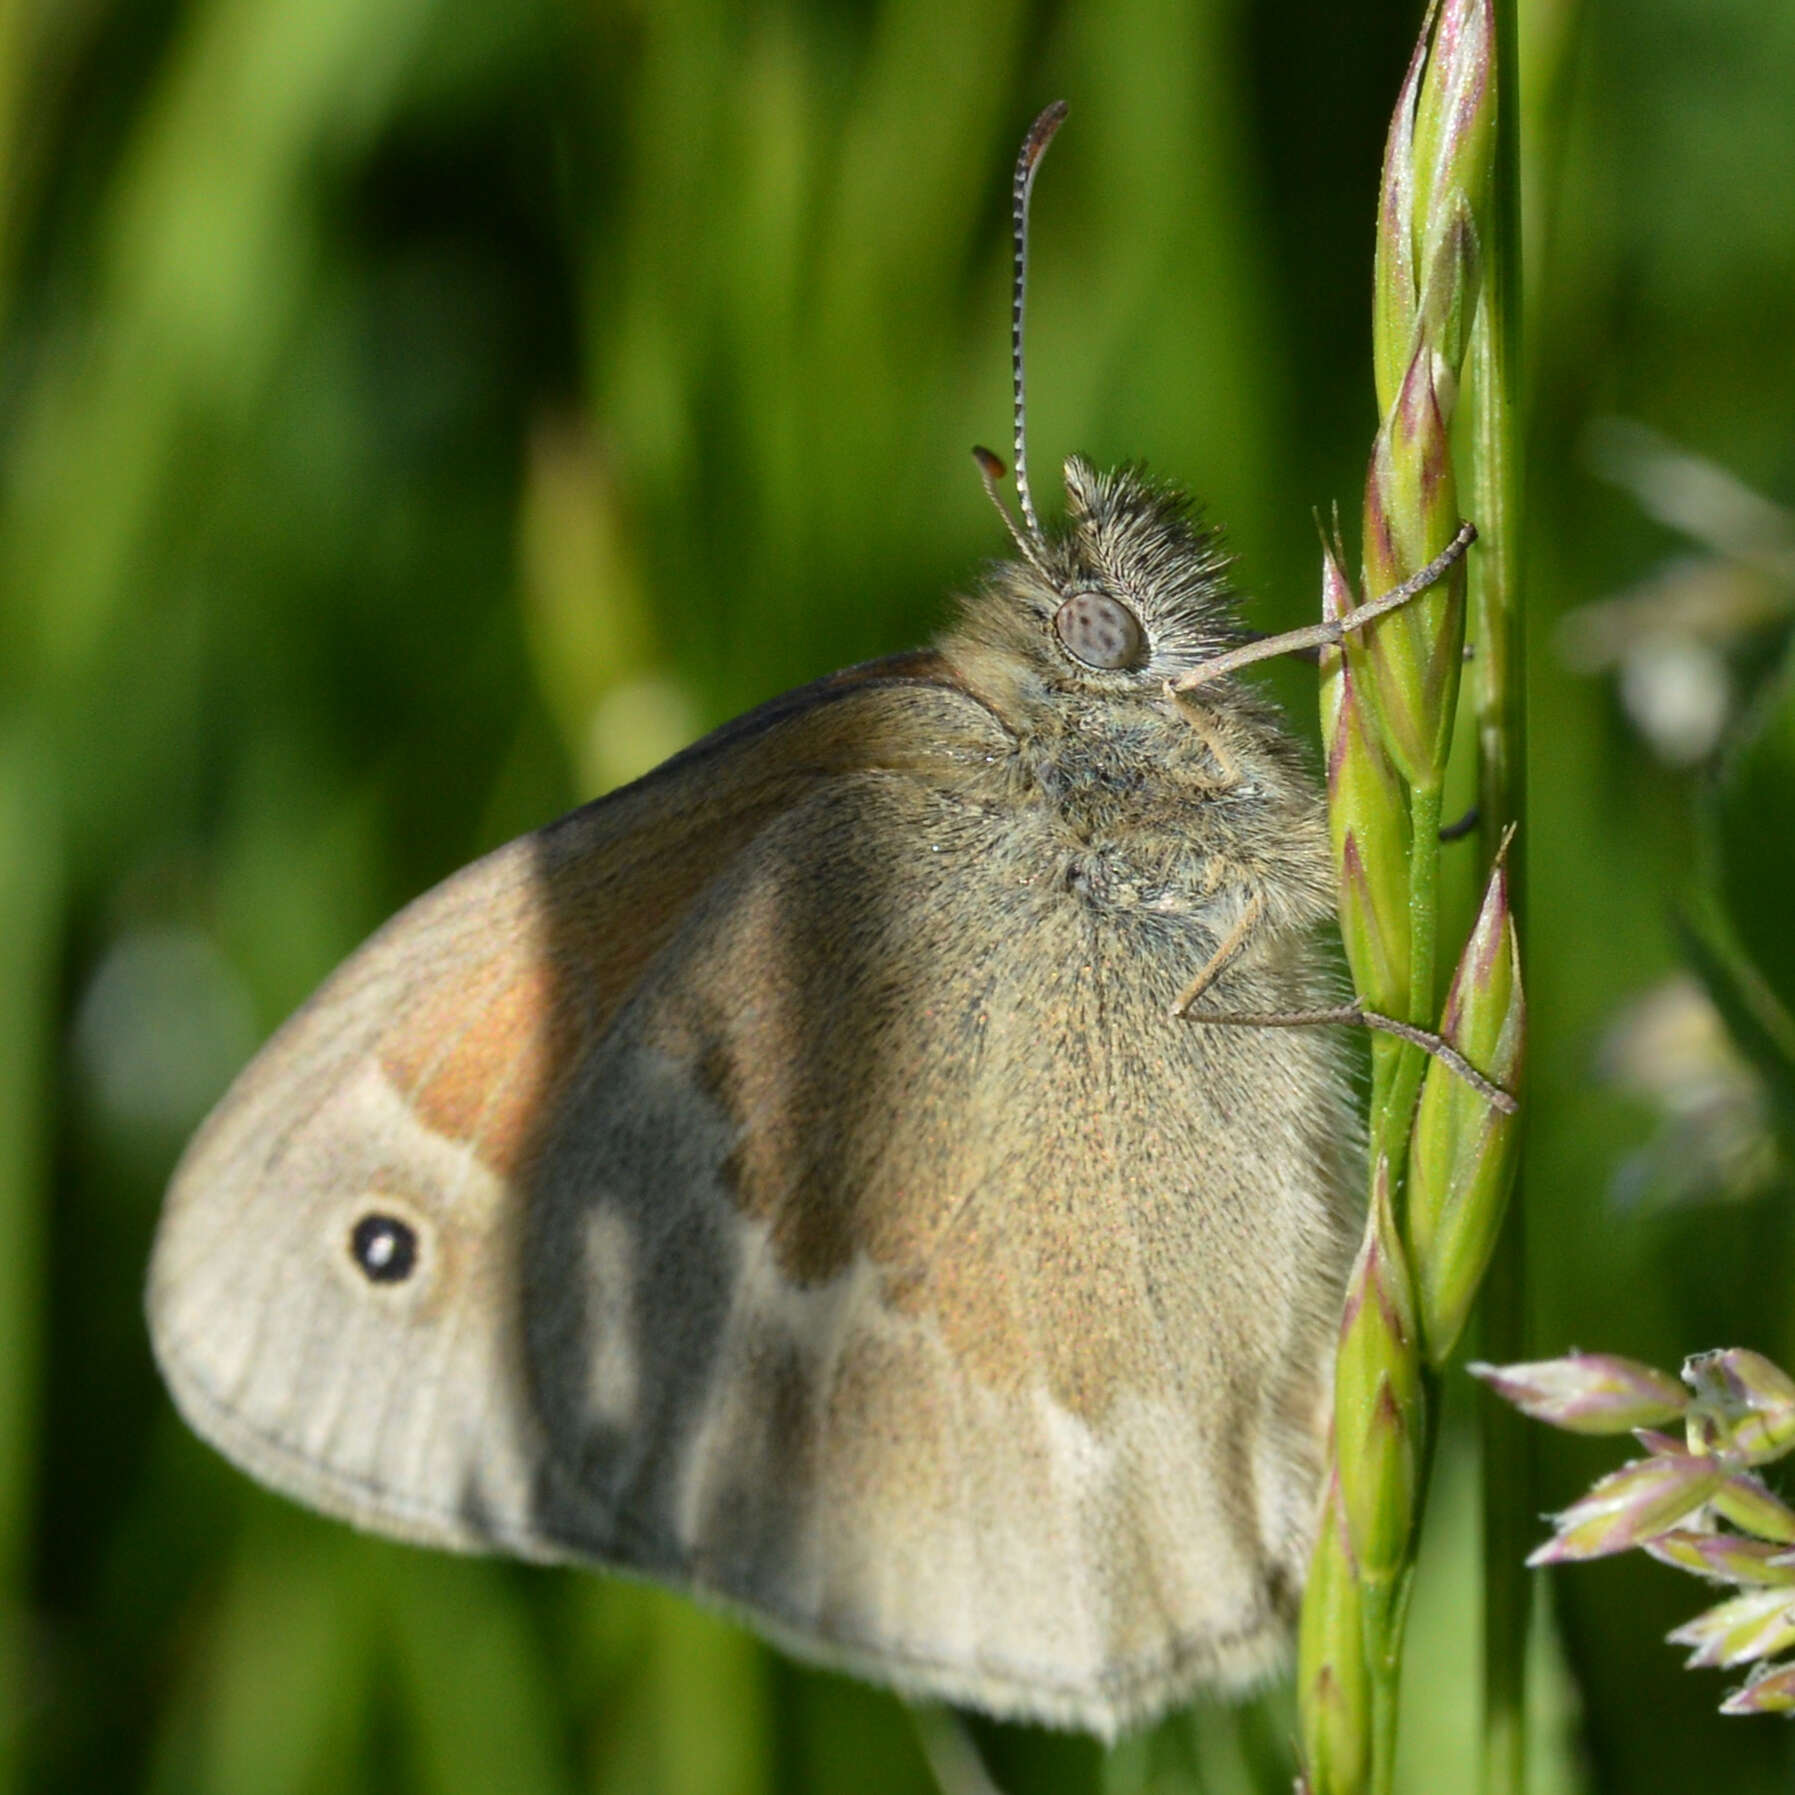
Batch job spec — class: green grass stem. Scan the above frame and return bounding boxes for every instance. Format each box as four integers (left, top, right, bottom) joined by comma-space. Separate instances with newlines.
1467, 3, 1530, 1790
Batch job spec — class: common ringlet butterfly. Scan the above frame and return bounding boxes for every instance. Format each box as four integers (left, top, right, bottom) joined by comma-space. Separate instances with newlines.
148, 103, 1365, 1739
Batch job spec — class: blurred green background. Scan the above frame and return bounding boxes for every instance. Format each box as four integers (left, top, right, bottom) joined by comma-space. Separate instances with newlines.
5, 0, 1795, 1789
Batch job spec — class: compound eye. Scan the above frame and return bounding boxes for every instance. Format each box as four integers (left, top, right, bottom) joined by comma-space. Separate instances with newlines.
1054, 591, 1145, 670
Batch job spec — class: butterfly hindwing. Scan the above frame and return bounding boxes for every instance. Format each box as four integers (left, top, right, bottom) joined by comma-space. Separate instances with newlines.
512, 731, 1356, 1730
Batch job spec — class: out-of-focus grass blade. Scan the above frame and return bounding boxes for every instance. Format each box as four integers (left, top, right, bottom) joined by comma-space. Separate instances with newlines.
1709, 639, 1795, 1029
802, 0, 1027, 560
796, 1676, 936, 1795
1043, 0, 1284, 591
5, 0, 439, 700
574, 1582, 771, 1795
144, 1514, 379, 1795
1672, 912, 1795, 1153
517, 415, 696, 797
1392, 1421, 1587, 1795
643, 1593, 772, 1795
383, 1554, 573, 1795
0, 0, 33, 332
1101, 1693, 1295, 1795
0, 723, 60, 1795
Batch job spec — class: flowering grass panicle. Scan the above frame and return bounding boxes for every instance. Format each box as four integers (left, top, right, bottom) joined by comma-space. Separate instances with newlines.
1476, 1346, 1795, 1718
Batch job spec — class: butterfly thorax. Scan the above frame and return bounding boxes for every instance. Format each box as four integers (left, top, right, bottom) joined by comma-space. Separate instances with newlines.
938, 456, 1329, 927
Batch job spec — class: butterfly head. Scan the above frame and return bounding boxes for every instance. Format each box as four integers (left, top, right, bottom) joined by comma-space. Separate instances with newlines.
949, 454, 1247, 704
963, 105, 1248, 706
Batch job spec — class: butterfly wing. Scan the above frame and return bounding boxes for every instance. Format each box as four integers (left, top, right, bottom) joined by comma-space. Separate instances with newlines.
149, 651, 1357, 1737
148, 651, 999, 1550
516, 760, 1357, 1735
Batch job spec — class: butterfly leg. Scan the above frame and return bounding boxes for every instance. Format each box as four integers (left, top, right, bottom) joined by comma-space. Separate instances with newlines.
1169, 892, 1265, 1018
1182, 1001, 1517, 1112
1167, 518, 1477, 694
1439, 803, 1480, 842
1164, 695, 1243, 787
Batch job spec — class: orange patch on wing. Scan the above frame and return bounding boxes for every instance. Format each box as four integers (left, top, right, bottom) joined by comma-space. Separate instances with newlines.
381, 956, 573, 1174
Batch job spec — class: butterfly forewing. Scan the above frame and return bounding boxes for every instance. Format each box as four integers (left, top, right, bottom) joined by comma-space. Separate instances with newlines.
147, 658, 1000, 1552
150, 640, 1357, 1737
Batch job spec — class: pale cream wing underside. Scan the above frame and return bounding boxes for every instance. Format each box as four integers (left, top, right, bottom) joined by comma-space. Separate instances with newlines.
148, 656, 1000, 1548
150, 656, 1356, 1738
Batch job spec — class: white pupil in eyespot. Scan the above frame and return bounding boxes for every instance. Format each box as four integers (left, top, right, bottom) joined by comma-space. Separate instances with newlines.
1054, 592, 1144, 669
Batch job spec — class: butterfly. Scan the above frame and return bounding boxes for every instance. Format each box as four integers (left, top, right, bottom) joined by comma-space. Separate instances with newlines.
147, 102, 1369, 1740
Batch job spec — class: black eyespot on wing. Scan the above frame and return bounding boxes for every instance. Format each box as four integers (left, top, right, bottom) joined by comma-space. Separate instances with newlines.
1054, 591, 1145, 670
350, 1213, 418, 1284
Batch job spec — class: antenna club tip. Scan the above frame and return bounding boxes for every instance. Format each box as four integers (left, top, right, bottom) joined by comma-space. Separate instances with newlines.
971, 446, 1007, 480
1021, 101, 1070, 168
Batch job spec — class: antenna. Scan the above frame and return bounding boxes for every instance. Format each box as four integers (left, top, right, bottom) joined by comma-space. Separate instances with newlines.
970, 446, 1046, 571
1010, 101, 1066, 548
